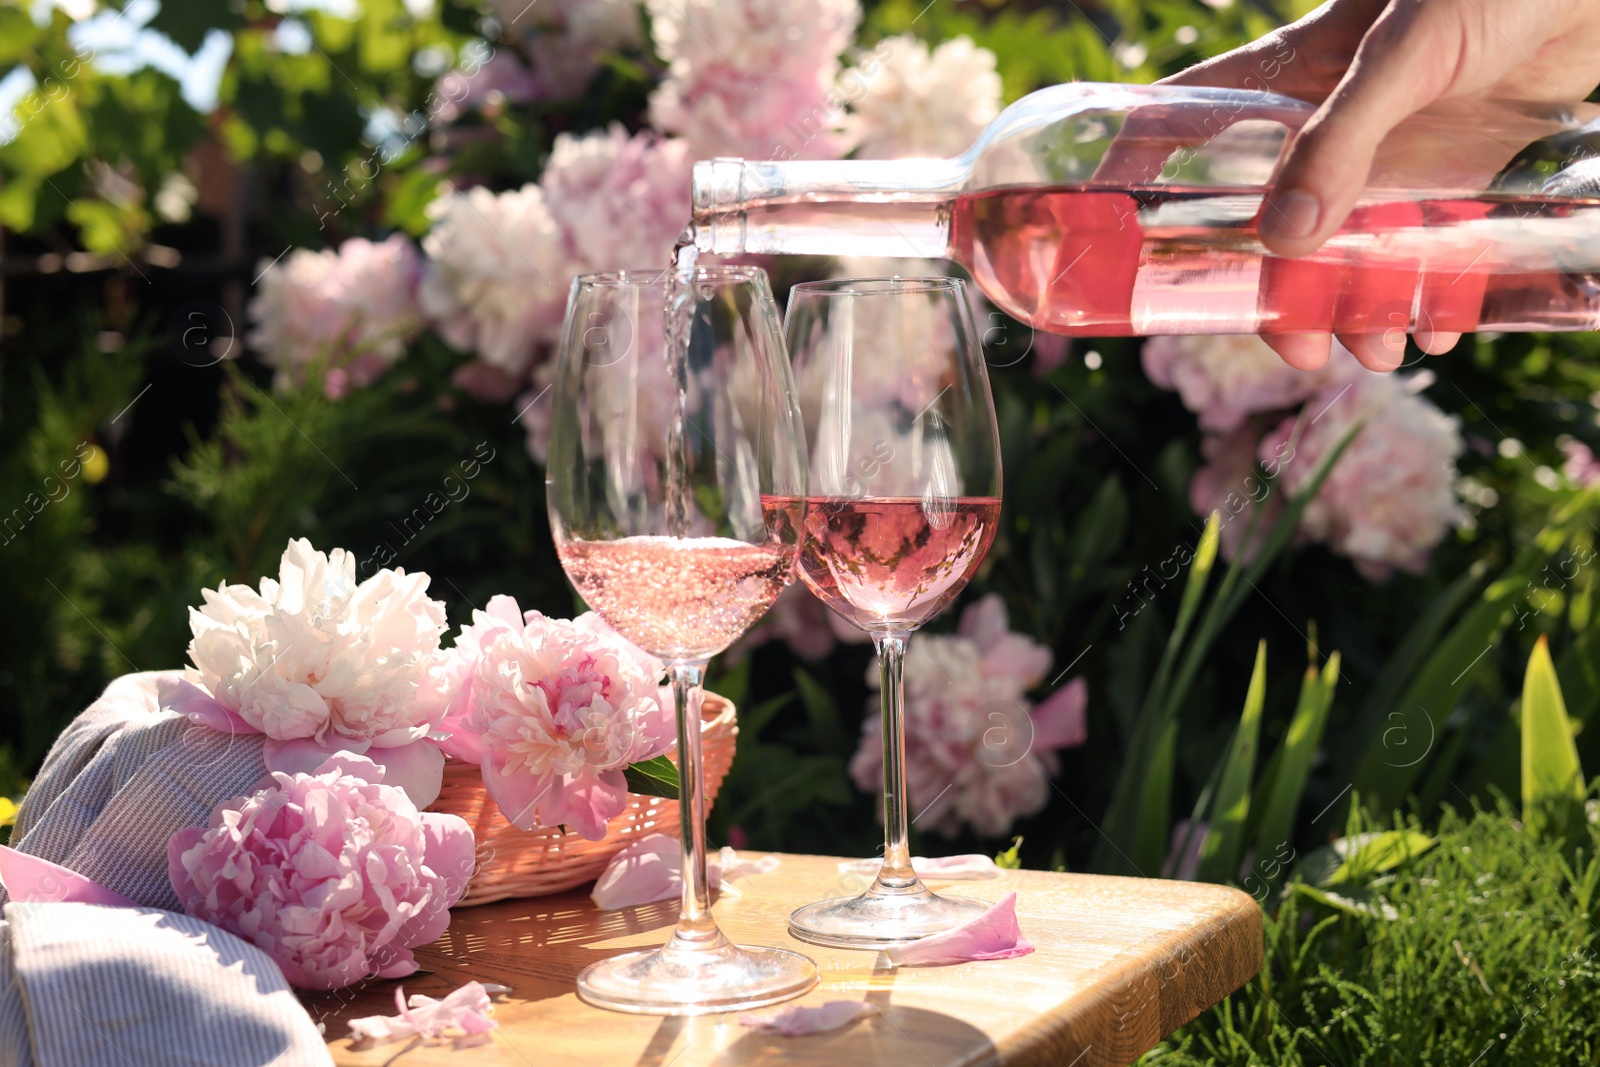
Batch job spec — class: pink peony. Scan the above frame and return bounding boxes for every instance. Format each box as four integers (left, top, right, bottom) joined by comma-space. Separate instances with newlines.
849, 595, 1087, 838
540, 124, 693, 272
1561, 438, 1600, 488
645, 0, 859, 159
1259, 371, 1466, 580
246, 235, 423, 394
428, 596, 672, 839
166, 753, 474, 991
1142, 334, 1363, 432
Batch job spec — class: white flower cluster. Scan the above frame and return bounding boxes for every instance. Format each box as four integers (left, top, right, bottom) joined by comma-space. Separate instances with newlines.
186, 538, 448, 746
838, 35, 1002, 159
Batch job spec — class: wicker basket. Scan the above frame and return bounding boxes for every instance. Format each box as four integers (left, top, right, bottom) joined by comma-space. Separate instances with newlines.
428, 693, 738, 906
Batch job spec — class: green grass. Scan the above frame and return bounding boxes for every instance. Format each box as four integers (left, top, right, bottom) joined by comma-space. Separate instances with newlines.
1145, 801, 1600, 1066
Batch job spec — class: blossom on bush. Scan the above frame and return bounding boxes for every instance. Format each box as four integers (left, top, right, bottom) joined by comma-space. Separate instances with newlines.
646, 0, 859, 159
839, 35, 1001, 159
429, 595, 672, 839
849, 595, 1087, 838
482, 0, 644, 102
1561, 437, 1600, 488
186, 538, 448, 749
1142, 334, 1361, 432
167, 753, 474, 991
1259, 372, 1467, 580
246, 235, 423, 393
420, 182, 575, 376
540, 124, 693, 271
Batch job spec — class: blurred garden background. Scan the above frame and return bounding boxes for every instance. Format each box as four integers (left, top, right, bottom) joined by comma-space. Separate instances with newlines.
2, 0, 1599, 1061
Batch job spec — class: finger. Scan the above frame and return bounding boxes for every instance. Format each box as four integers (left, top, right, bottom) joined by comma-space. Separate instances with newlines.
1414, 328, 1461, 355
1259, 1, 1451, 257
1337, 329, 1406, 371
1262, 332, 1332, 370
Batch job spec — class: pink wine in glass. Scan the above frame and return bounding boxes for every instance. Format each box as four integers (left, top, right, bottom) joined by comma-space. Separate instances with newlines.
776, 495, 1001, 633
951, 185, 1600, 337
558, 533, 796, 660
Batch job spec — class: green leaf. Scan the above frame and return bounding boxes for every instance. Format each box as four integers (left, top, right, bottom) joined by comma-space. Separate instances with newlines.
1253, 652, 1339, 893
1196, 640, 1268, 884
623, 755, 679, 800
1522, 635, 1586, 842
1291, 882, 1400, 921
793, 667, 846, 753
1296, 830, 1435, 888
1352, 515, 1578, 816
1130, 716, 1178, 875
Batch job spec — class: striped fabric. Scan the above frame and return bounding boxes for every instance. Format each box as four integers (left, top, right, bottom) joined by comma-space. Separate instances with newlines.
6, 671, 269, 911
1, 903, 331, 1066
2, 673, 333, 1063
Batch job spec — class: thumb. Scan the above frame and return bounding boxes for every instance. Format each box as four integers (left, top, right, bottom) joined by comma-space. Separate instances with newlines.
1259, 1, 1445, 256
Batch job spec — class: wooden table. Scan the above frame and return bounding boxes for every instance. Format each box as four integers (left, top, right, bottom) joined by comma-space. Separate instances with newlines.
312, 853, 1261, 1067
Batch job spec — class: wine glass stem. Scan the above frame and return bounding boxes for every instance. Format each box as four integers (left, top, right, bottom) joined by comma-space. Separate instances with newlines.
669, 659, 723, 951
874, 632, 918, 892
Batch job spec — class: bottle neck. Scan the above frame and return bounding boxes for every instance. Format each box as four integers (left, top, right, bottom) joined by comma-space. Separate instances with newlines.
692, 157, 968, 259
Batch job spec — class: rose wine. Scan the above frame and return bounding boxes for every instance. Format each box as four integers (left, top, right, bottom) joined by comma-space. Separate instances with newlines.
774, 495, 1001, 633
950, 185, 1600, 337
558, 529, 797, 661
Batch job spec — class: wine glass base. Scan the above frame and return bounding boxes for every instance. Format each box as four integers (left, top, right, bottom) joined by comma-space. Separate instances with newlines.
788, 884, 991, 949
576, 941, 818, 1016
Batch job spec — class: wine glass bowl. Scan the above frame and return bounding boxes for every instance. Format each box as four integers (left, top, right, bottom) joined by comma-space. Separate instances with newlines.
547, 266, 816, 1013
781, 276, 1003, 948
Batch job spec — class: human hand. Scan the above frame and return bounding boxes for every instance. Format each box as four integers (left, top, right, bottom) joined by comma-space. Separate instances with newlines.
1164, 0, 1600, 369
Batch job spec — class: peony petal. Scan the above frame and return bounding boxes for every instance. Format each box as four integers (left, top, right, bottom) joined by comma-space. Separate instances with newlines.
591, 835, 775, 910
739, 1000, 872, 1036
480, 755, 554, 831
0, 845, 139, 907
265, 737, 376, 779
421, 812, 477, 904
431, 720, 488, 765
885, 892, 1034, 966
366, 738, 447, 808
591, 834, 681, 910
837, 855, 1002, 882
158, 676, 259, 736
541, 771, 628, 841
1030, 677, 1088, 752
349, 982, 499, 1046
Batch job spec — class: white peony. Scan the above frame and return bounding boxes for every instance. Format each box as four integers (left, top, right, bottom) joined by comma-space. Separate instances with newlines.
839, 35, 1002, 160
420, 182, 577, 376
186, 539, 449, 747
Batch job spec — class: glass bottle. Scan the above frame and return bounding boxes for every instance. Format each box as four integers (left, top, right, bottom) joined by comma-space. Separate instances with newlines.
690, 83, 1600, 339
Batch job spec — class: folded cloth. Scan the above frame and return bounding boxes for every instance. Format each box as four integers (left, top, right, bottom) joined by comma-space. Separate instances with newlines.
6, 671, 268, 910
0, 902, 331, 1067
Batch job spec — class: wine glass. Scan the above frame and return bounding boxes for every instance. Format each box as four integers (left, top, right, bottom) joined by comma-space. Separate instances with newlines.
783, 276, 1003, 949
547, 266, 816, 1014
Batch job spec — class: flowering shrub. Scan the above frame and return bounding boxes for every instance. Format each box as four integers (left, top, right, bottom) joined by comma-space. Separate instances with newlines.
839, 35, 1002, 159
430, 595, 672, 839
849, 595, 1087, 838
645, 0, 859, 159
1149, 337, 1467, 578
167, 753, 474, 991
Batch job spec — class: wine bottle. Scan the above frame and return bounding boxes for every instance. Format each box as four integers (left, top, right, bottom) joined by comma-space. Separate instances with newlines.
690, 83, 1600, 338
